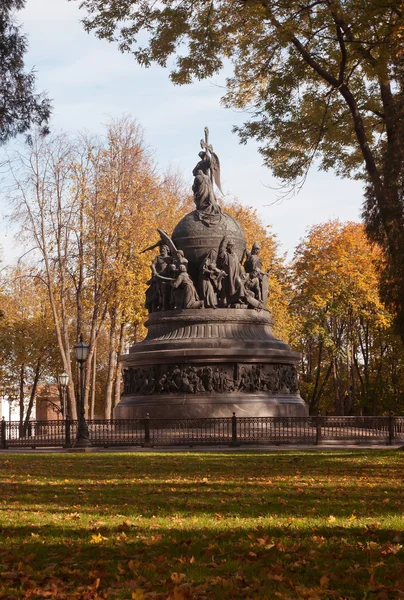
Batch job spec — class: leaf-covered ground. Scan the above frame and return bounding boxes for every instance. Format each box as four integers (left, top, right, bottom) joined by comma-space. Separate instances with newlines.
0, 450, 403, 599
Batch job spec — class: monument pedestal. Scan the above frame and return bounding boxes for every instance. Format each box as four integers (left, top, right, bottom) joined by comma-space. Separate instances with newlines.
115, 131, 309, 419
116, 308, 308, 418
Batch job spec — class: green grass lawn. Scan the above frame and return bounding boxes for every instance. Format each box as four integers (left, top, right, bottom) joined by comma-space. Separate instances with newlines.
0, 450, 404, 599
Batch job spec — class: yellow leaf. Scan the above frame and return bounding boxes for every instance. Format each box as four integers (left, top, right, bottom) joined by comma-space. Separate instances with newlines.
90, 533, 108, 544
327, 515, 336, 522
171, 572, 186, 583
132, 591, 144, 600
348, 514, 357, 521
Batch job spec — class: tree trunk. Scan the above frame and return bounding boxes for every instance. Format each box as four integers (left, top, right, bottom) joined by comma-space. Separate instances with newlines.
90, 344, 96, 419
23, 357, 42, 435
332, 358, 343, 415
113, 322, 126, 416
19, 364, 25, 425
104, 308, 117, 419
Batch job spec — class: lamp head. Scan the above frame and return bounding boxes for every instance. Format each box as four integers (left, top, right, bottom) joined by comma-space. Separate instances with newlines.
75, 335, 89, 364
58, 371, 69, 387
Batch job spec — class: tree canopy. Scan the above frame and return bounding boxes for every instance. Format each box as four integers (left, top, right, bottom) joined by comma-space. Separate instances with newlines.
74, 0, 404, 339
290, 220, 400, 414
0, 0, 50, 144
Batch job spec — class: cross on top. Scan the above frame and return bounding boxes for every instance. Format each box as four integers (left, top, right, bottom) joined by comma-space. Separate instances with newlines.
200, 126, 213, 155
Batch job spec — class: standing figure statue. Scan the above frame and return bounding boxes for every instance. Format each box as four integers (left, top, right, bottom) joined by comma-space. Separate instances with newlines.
198, 249, 227, 308
217, 238, 247, 307
217, 237, 271, 312
192, 127, 222, 216
244, 242, 270, 305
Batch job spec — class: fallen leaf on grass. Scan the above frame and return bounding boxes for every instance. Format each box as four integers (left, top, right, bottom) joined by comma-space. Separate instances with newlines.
66, 512, 81, 520
381, 542, 402, 555
120, 518, 132, 530
90, 533, 108, 544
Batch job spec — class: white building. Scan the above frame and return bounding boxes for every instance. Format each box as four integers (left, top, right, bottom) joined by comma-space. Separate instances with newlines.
0, 391, 36, 421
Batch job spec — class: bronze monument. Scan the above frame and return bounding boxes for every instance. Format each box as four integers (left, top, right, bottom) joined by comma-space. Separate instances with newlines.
115, 129, 308, 418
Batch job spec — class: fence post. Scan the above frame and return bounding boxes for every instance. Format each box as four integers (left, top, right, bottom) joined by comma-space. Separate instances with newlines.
230, 412, 239, 446
64, 416, 71, 448
388, 412, 395, 445
1, 417, 7, 449
315, 412, 322, 446
143, 413, 151, 447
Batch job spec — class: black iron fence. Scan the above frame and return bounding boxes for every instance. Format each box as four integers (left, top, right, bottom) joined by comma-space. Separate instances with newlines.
1, 414, 404, 449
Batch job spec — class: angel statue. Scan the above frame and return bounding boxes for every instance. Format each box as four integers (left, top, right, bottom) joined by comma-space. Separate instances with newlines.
192, 127, 222, 216
141, 229, 203, 311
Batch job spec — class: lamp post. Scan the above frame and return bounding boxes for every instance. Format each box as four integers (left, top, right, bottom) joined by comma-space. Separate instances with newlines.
74, 335, 91, 448
0, 387, 5, 420
58, 372, 69, 420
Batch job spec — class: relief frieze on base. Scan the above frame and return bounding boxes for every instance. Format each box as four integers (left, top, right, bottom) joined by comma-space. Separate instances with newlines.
123, 363, 299, 396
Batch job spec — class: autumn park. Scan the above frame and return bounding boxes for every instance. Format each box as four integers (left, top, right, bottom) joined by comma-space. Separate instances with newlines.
1, 0, 404, 598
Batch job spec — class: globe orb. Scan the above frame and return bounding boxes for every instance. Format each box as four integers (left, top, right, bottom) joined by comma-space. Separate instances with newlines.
172, 210, 247, 278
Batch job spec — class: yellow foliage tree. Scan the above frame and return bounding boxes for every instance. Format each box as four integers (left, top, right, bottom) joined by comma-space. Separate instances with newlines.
291, 220, 398, 414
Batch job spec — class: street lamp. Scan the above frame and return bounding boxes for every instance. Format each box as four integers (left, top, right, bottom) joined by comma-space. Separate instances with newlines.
58, 371, 69, 420
74, 335, 91, 448
0, 387, 5, 420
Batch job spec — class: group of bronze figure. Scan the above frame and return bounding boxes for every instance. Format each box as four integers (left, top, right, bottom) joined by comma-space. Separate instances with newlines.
123, 363, 299, 396
143, 128, 270, 313
144, 234, 269, 313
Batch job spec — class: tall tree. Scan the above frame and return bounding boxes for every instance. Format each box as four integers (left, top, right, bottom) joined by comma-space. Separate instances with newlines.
290, 220, 403, 415
0, 1, 50, 144
74, 0, 404, 339
0, 265, 60, 429
7, 118, 193, 419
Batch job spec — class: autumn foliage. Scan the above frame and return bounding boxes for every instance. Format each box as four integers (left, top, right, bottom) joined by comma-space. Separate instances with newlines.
1, 119, 404, 418
291, 221, 404, 415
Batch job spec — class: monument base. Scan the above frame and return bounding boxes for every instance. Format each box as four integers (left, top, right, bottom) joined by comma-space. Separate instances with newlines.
115, 392, 308, 419
116, 308, 309, 419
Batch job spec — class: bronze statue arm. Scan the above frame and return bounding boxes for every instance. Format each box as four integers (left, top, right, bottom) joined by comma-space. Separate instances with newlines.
155, 273, 176, 282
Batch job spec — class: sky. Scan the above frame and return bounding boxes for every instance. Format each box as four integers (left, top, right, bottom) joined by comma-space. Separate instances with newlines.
0, 0, 364, 262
